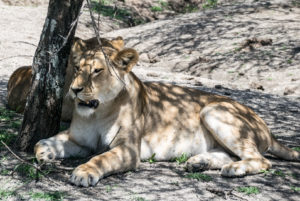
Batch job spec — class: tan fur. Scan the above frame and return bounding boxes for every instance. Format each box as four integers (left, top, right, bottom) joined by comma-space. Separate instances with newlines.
6, 36, 124, 121
34, 45, 299, 187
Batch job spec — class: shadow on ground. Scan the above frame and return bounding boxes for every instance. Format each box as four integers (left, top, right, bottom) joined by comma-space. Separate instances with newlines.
0, 80, 299, 201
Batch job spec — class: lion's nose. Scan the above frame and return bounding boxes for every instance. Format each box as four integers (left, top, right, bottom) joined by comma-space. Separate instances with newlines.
71, 87, 83, 95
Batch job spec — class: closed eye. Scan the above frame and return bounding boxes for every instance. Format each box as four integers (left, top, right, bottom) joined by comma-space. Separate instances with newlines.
94, 68, 104, 73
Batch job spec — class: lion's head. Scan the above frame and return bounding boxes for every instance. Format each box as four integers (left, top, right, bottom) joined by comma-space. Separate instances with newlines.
69, 45, 139, 117
7, 36, 126, 121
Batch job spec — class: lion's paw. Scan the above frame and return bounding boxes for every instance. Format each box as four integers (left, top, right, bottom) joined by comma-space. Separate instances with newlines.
186, 157, 210, 172
34, 140, 56, 163
221, 163, 246, 177
70, 163, 101, 187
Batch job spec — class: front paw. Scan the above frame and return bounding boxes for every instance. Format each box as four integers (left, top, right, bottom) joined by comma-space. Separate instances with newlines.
70, 163, 102, 187
34, 140, 56, 163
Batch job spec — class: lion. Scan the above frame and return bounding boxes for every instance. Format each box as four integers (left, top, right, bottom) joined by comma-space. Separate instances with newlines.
7, 36, 124, 121
34, 43, 300, 187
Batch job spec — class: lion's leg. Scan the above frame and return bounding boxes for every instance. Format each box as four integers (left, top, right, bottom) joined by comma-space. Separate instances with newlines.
70, 143, 139, 187
200, 104, 272, 177
186, 149, 235, 172
35, 131, 90, 162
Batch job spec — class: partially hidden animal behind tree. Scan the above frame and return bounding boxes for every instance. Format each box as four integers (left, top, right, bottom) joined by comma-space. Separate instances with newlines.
7, 36, 124, 121
34, 39, 300, 187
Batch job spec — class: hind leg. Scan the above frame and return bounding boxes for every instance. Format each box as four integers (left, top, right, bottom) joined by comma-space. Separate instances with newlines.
186, 149, 236, 172
201, 103, 272, 177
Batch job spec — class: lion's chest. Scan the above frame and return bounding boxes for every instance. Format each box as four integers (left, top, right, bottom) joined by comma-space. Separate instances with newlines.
69, 117, 119, 152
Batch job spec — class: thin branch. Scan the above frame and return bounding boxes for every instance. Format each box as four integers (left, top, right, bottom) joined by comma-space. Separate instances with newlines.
206, 187, 248, 201
0, 140, 61, 185
13, 41, 38, 47
85, 0, 126, 87
1, 140, 36, 167
86, 0, 112, 75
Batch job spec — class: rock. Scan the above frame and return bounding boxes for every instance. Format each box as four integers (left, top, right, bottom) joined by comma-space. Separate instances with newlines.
146, 73, 159, 77
139, 53, 150, 63
194, 81, 202, 86
147, 53, 160, 63
250, 82, 264, 91
283, 87, 295, 95
214, 84, 222, 89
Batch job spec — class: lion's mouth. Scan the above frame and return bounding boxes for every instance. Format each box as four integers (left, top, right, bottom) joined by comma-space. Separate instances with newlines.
78, 99, 99, 109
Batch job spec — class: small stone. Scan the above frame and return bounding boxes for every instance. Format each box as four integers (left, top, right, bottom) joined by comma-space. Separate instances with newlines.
146, 73, 159, 77
139, 53, 149, 63
194, 81, 203, 86
250, 82, 264, 91
215, 84, 222, 89
283, 87, 295, 95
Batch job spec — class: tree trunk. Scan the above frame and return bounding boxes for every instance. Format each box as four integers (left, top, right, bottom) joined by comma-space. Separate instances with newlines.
15, 0, 84, 152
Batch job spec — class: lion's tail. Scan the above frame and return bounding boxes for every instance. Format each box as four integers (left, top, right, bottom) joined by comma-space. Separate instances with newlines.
268, 137, 300, 161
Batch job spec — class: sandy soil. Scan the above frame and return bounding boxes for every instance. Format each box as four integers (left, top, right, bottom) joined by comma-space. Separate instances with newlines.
0, 0, 299, 200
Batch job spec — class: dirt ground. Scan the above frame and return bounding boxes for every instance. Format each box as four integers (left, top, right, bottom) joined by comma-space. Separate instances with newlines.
0, 0, 299, 200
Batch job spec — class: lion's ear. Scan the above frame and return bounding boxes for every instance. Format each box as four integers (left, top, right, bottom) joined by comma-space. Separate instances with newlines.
71, 37, 87, 55
110, 36, 124, 51
113, 48, 139, 73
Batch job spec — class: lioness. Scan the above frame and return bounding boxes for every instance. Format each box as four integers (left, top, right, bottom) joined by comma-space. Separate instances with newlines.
7, 36, 124, 121
35, 43, 300, 187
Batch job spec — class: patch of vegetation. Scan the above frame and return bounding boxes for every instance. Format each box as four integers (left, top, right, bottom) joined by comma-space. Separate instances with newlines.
292, 147, 300, 152
0, 107, 16, 121
29, 191, 65, 201
146, 153, 156, 164
91, 0, 145, 26
185, 173, 212, 182
151, 1, 169, 12
151, 6, 163, 12
290, 186, 300, 192
105, 185, 113, 193
134, 197, 147, 201
236, 186, 260, 195
0, 107, 21, 146
14, 163, 42, 180
0, 130, 17, 147
292, 0, 300, 7
183, 4, 199, 13
0, 169, 10, 176
172, 153, 189, 164
0, 189, 16, 200
10, 120, 21, 129
202, 0, 218, 9
260, 169, 285, 177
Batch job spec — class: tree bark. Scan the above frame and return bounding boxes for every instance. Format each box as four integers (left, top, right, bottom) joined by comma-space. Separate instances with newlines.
15, 0, 84, 152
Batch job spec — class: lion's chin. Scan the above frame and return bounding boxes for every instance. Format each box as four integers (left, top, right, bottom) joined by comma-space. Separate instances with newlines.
75, 104, 96, 118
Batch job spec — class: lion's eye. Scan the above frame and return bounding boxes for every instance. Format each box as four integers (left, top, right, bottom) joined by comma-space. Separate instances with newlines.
94, 68, 104, 73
